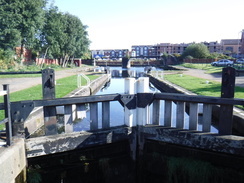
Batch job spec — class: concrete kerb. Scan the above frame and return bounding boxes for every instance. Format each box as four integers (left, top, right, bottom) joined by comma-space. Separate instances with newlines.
0, 138, 26, 183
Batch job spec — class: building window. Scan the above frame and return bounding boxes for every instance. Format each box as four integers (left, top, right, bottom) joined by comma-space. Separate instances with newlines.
226, 47, 233, 52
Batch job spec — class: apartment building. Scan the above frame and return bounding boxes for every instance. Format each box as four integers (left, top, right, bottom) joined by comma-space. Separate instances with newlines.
157, 43, 189, 55
131, 45, 157, 58
131, 40, 240, 58
202, 41, 221, 53
91, 31, 244, 59
220, 39, 240, 55
91, 49, 129, 59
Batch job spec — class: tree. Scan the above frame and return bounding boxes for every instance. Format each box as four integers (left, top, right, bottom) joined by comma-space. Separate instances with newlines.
40, 8, 90, 67
181, 43, 210, 59
61, 13, 90, 66
161, 52, 168, 65
0, 0, 47, 60
0, 0, 22, 50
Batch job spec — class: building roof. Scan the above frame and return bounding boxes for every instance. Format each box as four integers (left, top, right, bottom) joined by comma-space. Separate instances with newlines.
221, 39, 240, 45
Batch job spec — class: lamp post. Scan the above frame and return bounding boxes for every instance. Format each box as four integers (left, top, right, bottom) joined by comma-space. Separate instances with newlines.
237, 30, 243, 58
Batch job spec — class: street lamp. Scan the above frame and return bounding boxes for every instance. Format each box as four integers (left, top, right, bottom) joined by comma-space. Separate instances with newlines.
237, 30, 244, 58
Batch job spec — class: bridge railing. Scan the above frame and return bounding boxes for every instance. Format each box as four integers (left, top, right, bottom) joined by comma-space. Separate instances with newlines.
10, 92, 244, 137
0, 84, 12, 146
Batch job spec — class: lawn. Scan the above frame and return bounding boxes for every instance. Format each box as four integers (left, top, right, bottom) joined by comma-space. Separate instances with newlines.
163, 73, 244, 109
180, 63, 223, 74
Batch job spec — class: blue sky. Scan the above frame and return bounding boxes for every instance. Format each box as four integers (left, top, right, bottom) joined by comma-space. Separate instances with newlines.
53, 0, 244, 50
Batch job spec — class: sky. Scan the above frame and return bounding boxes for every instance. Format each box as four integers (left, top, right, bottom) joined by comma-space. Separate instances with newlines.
53, 0, 244, 50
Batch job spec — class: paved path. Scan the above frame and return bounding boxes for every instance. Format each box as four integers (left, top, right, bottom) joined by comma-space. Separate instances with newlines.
169, 66, 244, 88
0, 67, 94, 93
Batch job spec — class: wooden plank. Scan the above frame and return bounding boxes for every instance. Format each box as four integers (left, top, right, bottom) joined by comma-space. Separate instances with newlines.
202, 104, 212, 132
3, 84, 12, 146
19, 92, 244, 109
64, 105, 73, 133
76, 104, 87, 120
176, 101, 185, 129
44, 106, 57, 135
164, 100, 172, 127
42, 69, 55, 100
33, 94, 121, 107
90, 103, 98, 130
219, 105, 233, 135
189, 103, 198, 130
152, 100, 160, 125
102, 102, 110, 129
219, 67, 235, 135
221, 67, 235, 98
154, 93, 244, 106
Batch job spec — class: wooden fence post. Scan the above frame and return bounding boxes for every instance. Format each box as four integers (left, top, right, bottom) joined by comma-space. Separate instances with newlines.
42, 68, 57, 135
219, 67, 235, 135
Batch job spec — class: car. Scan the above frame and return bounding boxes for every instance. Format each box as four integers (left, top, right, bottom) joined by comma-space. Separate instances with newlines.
211, 59, 233, 67
236, 58, 244, 64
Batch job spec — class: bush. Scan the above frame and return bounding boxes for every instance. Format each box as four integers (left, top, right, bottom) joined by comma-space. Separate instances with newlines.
185, 55, 194, 60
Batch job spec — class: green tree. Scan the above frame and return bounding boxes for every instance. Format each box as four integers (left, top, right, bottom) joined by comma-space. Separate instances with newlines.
161, 52, 168, 65
0, 0, 22, 50
182, 43, 210, 59
61, 13, 90, 66
40, 8, 90, 67
0, 0, 47, 60
39, 7, 65, 60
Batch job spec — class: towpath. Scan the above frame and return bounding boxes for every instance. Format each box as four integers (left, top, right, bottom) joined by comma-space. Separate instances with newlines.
0, 67, 94, 93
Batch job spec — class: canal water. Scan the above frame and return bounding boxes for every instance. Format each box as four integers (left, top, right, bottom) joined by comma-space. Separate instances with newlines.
73, 66, 218, 133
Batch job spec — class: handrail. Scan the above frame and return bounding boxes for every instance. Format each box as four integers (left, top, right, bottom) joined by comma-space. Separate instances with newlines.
77, 73, 90, 87
0, 118, 8, 125
10, 92, 243, 108
0, 84, 12, 146
0, 71, 42, 75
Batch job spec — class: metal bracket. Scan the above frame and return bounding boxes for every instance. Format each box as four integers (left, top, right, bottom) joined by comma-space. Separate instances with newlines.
119, 94, 137, 110
11, 101, 34, 123
137, 93, 154, 108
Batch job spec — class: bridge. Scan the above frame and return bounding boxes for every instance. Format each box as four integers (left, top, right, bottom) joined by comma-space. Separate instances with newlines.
1, 68, 244, 182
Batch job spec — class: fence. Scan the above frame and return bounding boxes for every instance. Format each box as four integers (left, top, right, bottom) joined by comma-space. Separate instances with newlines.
10, 92, 244, 137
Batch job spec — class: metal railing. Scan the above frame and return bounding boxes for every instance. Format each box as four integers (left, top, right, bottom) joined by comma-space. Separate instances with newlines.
0, 85, 12, 146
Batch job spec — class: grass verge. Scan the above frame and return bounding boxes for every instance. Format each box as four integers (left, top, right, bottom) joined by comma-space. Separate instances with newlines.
164, 73, 244, 108
180, 63, 223, 74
